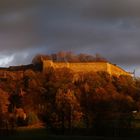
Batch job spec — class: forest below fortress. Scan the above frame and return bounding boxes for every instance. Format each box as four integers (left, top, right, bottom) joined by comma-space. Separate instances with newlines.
0, 52, 140, 136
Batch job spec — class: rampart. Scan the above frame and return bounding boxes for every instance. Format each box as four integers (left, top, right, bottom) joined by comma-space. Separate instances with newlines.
42, 60, 131, 76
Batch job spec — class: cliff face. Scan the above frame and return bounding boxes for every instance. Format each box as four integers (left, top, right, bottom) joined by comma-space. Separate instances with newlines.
42, 60, 131, 77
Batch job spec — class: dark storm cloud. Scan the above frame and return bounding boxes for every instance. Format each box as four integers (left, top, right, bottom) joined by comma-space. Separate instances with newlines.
83, 0, 140, 18
0, 0, 140, 75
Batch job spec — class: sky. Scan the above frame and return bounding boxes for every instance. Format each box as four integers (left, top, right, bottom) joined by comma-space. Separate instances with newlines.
0, 0, 140, 76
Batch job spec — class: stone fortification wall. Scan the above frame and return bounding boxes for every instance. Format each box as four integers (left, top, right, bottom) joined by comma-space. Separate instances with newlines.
109, 64, 130, 76
42, 60, 131, 76
43, 60, 107, 73
68, 62, 107, 73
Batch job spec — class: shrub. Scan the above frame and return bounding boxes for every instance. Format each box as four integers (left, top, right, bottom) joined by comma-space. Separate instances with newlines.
27, 112, 39, 125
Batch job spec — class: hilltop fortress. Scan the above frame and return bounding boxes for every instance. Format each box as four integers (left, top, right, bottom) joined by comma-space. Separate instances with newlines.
0, 56, 131, 80
42, 59, 131, 77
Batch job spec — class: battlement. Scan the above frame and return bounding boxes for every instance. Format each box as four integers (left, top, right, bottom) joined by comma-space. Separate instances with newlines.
42, 60, 131, 76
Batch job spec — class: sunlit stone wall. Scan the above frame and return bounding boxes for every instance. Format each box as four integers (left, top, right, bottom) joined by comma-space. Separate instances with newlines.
42, 60, 131, 77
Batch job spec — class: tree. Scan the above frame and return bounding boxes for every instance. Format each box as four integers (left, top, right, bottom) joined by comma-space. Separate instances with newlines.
33, 52, 108, 63
0, 88, 9, 129
55, 89, 82, 130
0, 88, 9, 114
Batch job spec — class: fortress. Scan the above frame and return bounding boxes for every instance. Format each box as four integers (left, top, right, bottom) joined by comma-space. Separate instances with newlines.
42, 60, 131, 77
0, 58, 131, 80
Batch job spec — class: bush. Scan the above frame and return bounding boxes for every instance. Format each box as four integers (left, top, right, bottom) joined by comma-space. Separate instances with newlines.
27, 112, 39, 125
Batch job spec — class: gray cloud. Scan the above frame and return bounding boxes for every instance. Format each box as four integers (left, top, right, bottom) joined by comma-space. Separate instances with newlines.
82, 0, 140, 18
0, 0, 140, 75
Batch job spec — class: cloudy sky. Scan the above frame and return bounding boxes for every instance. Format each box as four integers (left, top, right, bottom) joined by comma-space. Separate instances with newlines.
0, 0, 140, 76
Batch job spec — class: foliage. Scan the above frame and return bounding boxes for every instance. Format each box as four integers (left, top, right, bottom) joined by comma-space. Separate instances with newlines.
0, 88, 9, 114
55, 89, 82, 128
1, 62, 140, 131
32, 52, 108, 63
27, 112, 39, 125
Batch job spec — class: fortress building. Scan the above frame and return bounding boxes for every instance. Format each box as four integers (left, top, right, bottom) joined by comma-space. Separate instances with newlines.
42, 60, 131, 77
0, 58, 131, 80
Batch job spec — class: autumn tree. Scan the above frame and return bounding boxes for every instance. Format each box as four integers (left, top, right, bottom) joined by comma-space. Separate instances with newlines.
0, 88, 9, 129
32, 52, 108, 63
74, 72, 102, 128
55, 89, 82, 130
44, 67, 74, 102
0, 88, 9, 114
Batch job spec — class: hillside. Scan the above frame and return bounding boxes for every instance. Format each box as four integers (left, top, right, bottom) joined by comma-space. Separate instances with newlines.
0, 52, 138, 137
